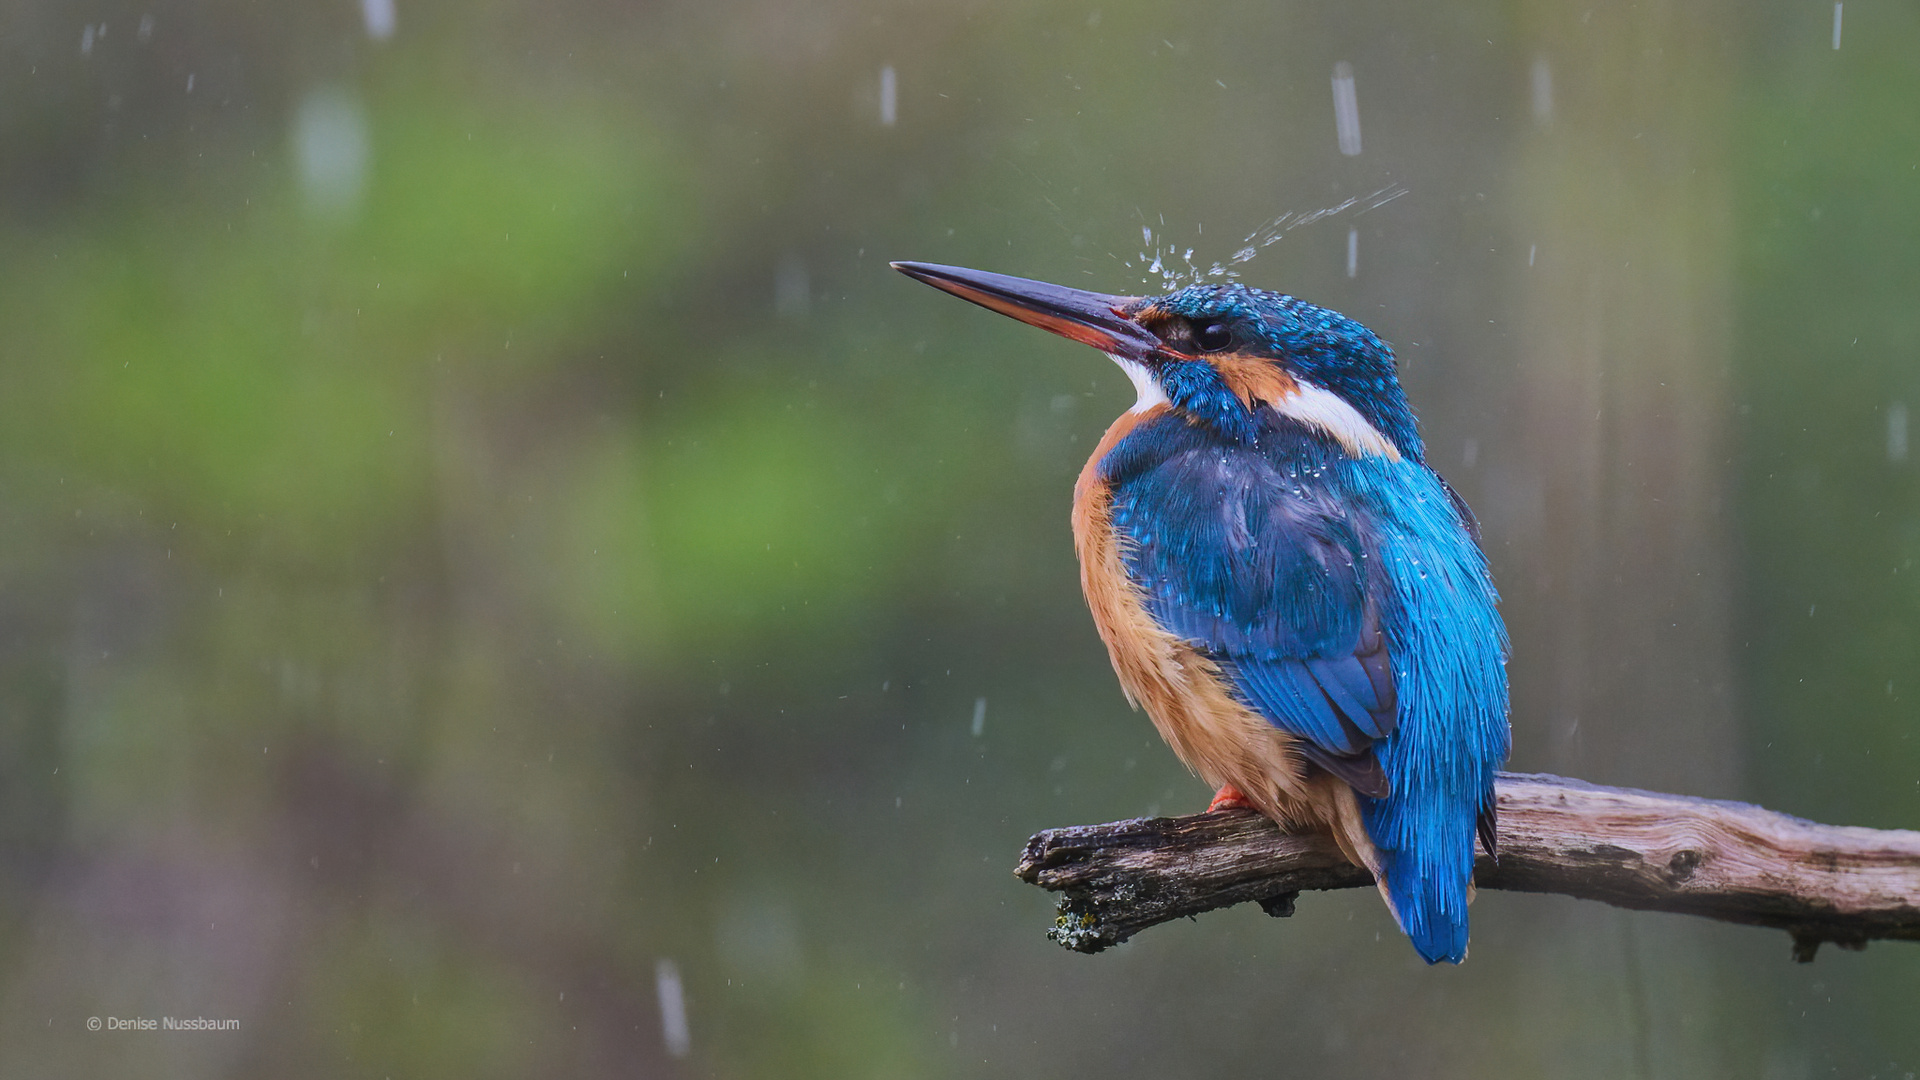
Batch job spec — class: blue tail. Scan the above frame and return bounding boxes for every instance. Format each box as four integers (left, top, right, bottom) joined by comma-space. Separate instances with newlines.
1362, 795, 1479, 964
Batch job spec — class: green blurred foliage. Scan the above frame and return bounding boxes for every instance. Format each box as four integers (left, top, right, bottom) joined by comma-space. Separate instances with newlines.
0, 78, 680, 567
1738, 0, 1920, 830
1734, 6, 1920, 1066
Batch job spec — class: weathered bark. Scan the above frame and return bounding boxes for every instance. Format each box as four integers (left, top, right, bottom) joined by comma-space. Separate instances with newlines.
1015, 772, 1920, 961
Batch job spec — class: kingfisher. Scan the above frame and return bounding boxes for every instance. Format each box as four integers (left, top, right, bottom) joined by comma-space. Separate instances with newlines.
893, 260, 1510, 963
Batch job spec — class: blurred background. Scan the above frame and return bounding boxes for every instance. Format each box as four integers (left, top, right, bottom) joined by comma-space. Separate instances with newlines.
0, 0, 1915, 1075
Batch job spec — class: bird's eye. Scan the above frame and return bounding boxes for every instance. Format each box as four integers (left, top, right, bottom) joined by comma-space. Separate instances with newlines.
1196, 322, 1233, 352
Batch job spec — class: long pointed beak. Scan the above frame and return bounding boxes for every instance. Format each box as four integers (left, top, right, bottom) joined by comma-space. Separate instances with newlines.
891, 261, 1161, 362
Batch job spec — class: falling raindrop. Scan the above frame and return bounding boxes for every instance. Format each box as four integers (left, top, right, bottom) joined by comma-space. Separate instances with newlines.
292, 87, 371, 219
655, 960, 691, 1058
1129, 187, 1406, 291
879, 65, 897, 126
80, 24, 95, 56
1888, 401, 1907, 463
1531, 56, 1553, 124
971, 697, 986, 737
1331, 62, 1362, 156
1832, 3, 1843, 49
1346, 228, 1358, 278
362, 0, 396, 41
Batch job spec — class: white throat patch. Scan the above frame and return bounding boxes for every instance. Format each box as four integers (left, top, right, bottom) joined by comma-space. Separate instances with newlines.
1108, 355, 1170, 414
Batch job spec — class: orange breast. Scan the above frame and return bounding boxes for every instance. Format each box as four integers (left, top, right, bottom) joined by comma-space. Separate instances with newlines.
1069, 405, 1381, 872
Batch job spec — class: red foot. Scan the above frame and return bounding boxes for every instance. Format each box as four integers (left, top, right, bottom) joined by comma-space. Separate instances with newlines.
1208, 784, 1256, 812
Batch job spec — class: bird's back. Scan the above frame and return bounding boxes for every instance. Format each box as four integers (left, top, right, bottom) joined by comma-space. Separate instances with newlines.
1085, 406, 1508, 963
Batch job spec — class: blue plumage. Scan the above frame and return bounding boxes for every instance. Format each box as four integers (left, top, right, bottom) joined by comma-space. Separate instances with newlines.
1151, 284, 1425, 460
1106, 395, 1506, 963
892, 260, 1511, 964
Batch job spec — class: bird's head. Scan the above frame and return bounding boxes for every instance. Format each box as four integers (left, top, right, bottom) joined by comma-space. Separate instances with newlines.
892, 261, 1422, 464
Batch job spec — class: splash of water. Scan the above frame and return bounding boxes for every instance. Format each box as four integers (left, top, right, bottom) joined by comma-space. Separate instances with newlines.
1118, 185, 1408, 293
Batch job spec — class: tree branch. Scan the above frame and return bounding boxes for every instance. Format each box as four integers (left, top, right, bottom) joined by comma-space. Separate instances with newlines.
1014, 772, 1920, 961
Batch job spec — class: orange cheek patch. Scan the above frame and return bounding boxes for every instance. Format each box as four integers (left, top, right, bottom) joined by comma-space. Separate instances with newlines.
1208, 352, 1300, 410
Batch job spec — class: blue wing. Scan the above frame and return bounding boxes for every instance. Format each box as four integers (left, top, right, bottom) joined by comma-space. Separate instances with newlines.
1103, 416, 1397, 797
